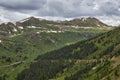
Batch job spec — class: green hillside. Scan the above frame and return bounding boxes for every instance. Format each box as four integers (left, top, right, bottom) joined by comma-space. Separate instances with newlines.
0, 24, 109, 80
17, 27, 120, 80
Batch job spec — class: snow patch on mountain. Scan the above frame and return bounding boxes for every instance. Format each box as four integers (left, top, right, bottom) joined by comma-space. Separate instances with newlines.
81, 18, 87, 22
13, 28, 17, 32
18, 26, 24, 29
0, 40, 2, 43
27, 26, 37, 28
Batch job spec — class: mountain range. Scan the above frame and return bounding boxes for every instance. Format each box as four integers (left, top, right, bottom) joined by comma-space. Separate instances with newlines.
0, 17, 112, 37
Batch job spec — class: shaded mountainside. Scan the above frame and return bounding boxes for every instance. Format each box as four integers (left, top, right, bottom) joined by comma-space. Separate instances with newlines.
17, 27, 120, 80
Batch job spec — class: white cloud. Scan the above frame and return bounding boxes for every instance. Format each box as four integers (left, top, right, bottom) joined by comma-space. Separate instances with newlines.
97, 15, 120, 26
0, 15, 10, 23
0, 0, 119, 26
0, 7, 32, 23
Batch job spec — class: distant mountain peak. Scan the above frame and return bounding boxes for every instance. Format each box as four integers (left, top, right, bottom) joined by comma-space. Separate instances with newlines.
65, 17, 109, 27
18, 16, 44, 23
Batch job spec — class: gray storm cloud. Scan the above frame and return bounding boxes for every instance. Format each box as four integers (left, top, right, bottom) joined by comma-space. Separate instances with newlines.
0, 0, 120, 26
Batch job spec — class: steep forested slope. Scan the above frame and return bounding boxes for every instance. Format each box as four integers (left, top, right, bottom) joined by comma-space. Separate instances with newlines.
37, 27, 120, 60
17, 27, 120, 80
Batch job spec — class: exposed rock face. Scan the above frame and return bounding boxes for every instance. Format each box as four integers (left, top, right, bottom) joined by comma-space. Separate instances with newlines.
0, 22, 21, 37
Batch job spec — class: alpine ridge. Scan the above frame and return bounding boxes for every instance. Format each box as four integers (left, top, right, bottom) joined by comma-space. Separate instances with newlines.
0, 17, 112, 37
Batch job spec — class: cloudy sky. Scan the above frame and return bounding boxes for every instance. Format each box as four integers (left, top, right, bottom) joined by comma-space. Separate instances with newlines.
0, 0, 120, 26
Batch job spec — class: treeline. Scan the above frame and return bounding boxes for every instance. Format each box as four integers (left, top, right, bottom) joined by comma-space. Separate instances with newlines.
36, 41, 98, 60
17, 60, 74, 80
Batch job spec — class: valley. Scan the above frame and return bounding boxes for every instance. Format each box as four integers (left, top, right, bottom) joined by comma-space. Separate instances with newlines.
0, 17, 114, 80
